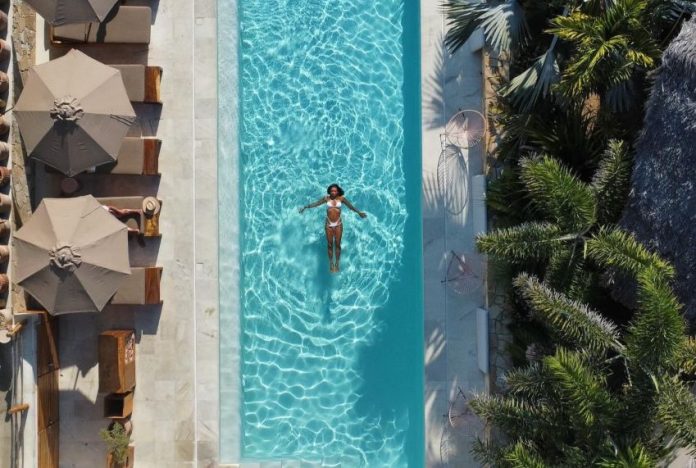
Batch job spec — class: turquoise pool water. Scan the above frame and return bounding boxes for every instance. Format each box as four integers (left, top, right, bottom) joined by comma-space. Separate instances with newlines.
219, 0, 422, 465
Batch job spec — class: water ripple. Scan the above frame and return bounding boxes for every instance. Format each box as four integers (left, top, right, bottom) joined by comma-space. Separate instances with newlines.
240, 0, 409, 464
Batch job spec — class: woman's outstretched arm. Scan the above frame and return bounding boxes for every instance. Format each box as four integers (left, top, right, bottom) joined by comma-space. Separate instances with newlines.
299, 196, 327, 213
342, 198, 367, 218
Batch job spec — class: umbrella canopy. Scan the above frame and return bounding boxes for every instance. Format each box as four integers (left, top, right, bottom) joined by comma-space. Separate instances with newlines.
24, 0, 118, 25
14, 49, 136, 177
14, 195, 131, 315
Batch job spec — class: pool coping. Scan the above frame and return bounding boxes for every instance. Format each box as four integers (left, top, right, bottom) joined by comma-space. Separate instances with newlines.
217, 0, 241, 463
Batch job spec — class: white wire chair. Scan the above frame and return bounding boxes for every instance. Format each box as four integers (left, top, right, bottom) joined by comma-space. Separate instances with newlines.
437, 110, 486, 215
443, 109, 487, 150
440, 387, 484, 466
441, 250, 484, 296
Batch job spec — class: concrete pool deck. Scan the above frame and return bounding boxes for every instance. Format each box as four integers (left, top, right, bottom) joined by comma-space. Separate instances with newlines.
421, 2, 488, 467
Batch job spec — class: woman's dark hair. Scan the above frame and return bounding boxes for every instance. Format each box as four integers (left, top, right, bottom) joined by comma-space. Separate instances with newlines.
327, 184, 345, 196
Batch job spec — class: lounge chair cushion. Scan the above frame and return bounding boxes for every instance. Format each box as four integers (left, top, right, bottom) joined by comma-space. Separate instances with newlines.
110, 65, 162, 103
112, 65, 147, 102
111, 267, 162, 305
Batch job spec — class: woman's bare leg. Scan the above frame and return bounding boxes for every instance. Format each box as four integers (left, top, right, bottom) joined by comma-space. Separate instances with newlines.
334, 224, 343, 272
325, 225, 335, 271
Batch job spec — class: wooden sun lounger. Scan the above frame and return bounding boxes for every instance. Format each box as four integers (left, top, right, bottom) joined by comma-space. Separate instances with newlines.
51, 6, 151, 45
96, 196, 162, 237
111, 65, 162, 104
111, 267, 162, 305
47, 138, 161, 176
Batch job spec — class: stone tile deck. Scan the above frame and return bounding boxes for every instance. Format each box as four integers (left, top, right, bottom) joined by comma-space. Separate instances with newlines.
421, 2, 488, 467
23, 1, 220, 467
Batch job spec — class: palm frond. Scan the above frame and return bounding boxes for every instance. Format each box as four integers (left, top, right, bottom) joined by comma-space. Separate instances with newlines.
477, 222, 567, 263
676, 336, 696, 375
513, 273, 623, 353
444, 1, 490, 53
519, 155, 597, 232
487, 167, 528, 223
625, 267, 685, 372
597, 442, 656, 467
503, 441, 548, 467
471, 438, 510, 467
544, 246, 594, 302
604, 80, 638, 113
591, 140, 633, 225
504, 363, 553, 401
501, 44, 560, 112
444, 0, 528, 53
543, 348, 617, 428
656, 378, 696, 454
470, 393, 559, 439
586, 228, 675, 279
549, 0, 660, 101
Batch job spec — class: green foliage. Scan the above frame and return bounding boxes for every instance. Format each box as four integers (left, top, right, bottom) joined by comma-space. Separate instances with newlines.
469, 393, 562, 441
587, 228, 675, 279
445, 0, 696, 463
503, 441, 548, 467
625, 267, 685, 372
99, 422, 131, 465
656, 378, 696, 453
513, 274, 622, 354
676, 337, 696, 375
501, 46, 560, 113
591, 140, 633, 224
476, 222, 566, 263
472, 265, 694, 464
480, 147, 634, 301
486, 167, 528, 224
597, 442, 656, 467
504, 364, 550, 401
548, 0, 661, 105
543, 348, 617, 428
520, 155, 596, 231
544, 246, 594, 301
444, 0, 528, 54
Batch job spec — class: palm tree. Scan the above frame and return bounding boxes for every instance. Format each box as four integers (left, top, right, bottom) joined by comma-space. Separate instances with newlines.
477, 140, 632, 300
548, 0, 662, 111
444, 0, 694, 114
469, 260, 696, 466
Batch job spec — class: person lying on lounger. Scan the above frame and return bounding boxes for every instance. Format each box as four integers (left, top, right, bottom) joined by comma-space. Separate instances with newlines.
103, 205, 141, 235
299, 183, 367, 273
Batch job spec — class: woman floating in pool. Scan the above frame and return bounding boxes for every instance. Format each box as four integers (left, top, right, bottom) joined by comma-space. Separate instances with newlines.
299, 184, 367, 273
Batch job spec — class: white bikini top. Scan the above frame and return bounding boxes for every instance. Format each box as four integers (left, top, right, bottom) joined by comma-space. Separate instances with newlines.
326, 198, 342, 208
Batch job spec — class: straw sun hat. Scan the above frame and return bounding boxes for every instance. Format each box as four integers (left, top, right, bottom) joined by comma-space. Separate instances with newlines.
142, 196, 161, 216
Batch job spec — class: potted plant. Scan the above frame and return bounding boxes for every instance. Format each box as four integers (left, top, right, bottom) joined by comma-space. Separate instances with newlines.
99, 421, 134, 468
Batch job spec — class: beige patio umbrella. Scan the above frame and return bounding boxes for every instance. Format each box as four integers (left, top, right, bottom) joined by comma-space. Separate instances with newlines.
24, 0, 118, 25
14, 195, 131, 315
14, 49, 136, 177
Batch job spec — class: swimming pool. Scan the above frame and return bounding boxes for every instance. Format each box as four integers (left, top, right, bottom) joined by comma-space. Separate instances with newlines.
219, 0, 423, 465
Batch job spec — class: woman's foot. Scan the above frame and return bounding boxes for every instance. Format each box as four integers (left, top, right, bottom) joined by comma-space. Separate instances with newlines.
329, 262, 336, 273
334, 263, 340, 272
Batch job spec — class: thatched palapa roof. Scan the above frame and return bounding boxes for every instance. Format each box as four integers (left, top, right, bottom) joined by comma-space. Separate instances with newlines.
620, 18, 696, 324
